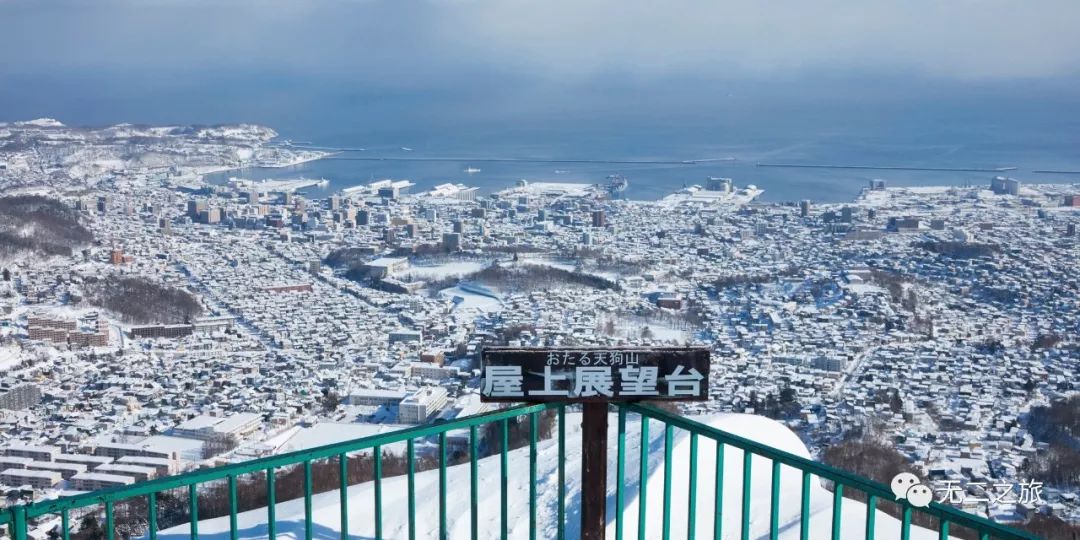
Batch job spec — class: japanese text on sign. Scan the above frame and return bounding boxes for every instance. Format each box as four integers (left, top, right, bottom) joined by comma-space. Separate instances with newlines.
480, 347, 710, 402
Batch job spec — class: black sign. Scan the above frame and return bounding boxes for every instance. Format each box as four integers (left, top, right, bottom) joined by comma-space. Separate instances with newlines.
479, 347, 710, 403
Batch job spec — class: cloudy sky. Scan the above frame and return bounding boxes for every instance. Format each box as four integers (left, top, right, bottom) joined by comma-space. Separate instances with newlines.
5, 0, 1080, 80
2, 0, 1078, 133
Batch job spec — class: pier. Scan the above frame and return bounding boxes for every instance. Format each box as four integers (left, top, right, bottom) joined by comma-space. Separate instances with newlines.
756, 163, 1017, 173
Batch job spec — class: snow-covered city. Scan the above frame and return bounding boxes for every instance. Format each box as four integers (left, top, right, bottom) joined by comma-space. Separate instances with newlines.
0, 118, 1078, 537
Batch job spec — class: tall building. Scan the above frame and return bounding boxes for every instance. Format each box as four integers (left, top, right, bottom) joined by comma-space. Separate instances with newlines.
990, 176, 1020, 196
187, 199, 207, 219
442, 232, 462, 251
398, 387, 449, 424
201, 208, 222, 224
799, 200, 812, 217
0, 384, 42, 410
840, 207, 854, 223
591, 210, 606, 227
706, 177, 733, 192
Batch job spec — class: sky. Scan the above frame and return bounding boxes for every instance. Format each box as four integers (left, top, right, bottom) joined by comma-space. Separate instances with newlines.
1, 0, 1079, 137
4, 1, 1080, 81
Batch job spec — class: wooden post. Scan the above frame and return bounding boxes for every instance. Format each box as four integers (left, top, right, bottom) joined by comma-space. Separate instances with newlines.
581, 403, 608, 540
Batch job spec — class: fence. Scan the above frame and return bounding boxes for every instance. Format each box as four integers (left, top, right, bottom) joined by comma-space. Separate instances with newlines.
0, 402, 1040, 539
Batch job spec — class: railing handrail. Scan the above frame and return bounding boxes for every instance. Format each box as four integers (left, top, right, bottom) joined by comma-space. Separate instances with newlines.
0, 402, 1042, 540
12, 402, 560, 519
626, 402, 1042, 540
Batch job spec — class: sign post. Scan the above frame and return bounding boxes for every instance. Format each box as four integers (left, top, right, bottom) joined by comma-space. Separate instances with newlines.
480, 346, 710, 540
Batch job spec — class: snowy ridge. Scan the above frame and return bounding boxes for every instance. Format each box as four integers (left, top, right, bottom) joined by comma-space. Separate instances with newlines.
155, 413, 946, 539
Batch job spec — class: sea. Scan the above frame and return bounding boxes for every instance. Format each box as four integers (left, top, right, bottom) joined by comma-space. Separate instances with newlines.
4, 72, 1079, 203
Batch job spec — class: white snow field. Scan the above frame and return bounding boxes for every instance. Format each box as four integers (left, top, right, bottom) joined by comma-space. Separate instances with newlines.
156, 413, 948, 539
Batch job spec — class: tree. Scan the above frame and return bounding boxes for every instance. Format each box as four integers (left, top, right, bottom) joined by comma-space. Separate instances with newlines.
603, 319, 616, 336
1023, 379, 1037, 393
78, 515, 105, 540
321, 390, 342, 413
889, 390, 904, 414
640, 326, 653, 340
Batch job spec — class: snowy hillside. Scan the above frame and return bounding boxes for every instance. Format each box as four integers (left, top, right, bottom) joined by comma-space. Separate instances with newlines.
156, 413, 946, 540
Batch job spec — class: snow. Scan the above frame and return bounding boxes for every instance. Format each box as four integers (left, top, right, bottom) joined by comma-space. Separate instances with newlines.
273, 422, 413, 455
9, 118, 64, 128
439, 286, 503, 312
404, 261, 487, 280
0, 347, 20, 371
153, 413, 947, 540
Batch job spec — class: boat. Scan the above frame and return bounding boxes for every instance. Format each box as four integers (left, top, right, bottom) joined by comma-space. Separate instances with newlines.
605, 174, 629, 198
464, 167, 481, 174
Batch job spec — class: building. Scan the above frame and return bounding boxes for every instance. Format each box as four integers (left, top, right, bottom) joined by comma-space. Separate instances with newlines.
706, 177, 733, 192
187, 200, 208, 219
346, 389, 408, 407
406, 363, 461, 381
28, 314, 109, 347
869, 179, 887, 191
442, 233, 462, 252
428, 183, 478, 201
1064, 195, 1080, 207
0, 468, 61, 489
990, 176, 1020, 196
398, 387, 449, 424
388, 330, 423, 344
70, 472, 135, 491
0, 384, 42, 410
92, 463, 157, 482
92, 443, 176, 461
26, 461, 86, 480
130, 324, 195, 339
55, 454, 113, 469
799, 200, 812, 217
200, 207, 223, 224
4, 445, 60, 462
812, 356, 848, 372
171, 412, 262, 442
116, 456, 177, 476
0, 457, 33, 470
363, 257, 409, 279
887, 217, 923, 232
591, 210, 606, 228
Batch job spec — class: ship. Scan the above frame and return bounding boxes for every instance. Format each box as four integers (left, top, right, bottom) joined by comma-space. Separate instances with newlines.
605, 174, 629, 198
464, 167, 481, 174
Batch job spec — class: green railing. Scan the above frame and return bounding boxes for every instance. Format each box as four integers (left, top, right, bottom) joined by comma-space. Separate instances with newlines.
0, 403, 1040, 540
620, 403, 1040, 540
